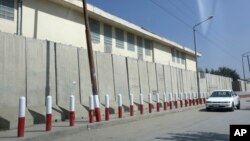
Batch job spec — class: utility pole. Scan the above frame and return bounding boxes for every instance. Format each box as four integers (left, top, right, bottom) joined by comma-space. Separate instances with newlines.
82, 0, 101, 122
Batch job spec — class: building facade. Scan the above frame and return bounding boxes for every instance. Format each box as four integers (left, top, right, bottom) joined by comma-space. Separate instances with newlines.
0, 0, 200, 71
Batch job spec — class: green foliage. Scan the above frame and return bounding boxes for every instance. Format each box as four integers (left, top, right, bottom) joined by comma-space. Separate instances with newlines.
204, 67, 240, 81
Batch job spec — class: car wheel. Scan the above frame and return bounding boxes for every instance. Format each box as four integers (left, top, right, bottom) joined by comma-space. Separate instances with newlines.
206, 107, 210, 111
230, 103, 234, 112
236, 101, 240, 109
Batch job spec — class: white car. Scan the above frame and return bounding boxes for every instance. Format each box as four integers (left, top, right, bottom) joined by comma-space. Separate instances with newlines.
206, 90, 240, 111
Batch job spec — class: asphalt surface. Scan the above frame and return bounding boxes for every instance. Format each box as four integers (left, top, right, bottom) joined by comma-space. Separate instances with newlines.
0, 98, 249, 141
52, 98, 250, 141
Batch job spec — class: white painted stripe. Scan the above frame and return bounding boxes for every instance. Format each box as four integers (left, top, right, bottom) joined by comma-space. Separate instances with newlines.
129, 94, 134, 106
89, 95, 94, 110
118, 94, 122, 107
18, 96, 26, 117
156, 93, 160, 103
46, 96, 52, 114
70, 95, 75, 112
148, 93, 152, 104
105, 95, 109, 108
94, 95, 100, 108
139, 94, 143, 105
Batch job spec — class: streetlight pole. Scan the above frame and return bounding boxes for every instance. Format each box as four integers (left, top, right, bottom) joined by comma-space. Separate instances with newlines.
242, 52, 250, 91
193, 16, 213, 99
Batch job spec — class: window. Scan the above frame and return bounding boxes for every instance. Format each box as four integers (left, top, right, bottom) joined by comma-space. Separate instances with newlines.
137, 36, 143, 60
176, 51, 180, 63
127, 32, 135, 51
115, 28, 124, 49
171, 48, 175, 62
89, 18, 100, 43
0, 0, 14, 20
181, 52, 186, 64
104, 24, 112, 53
144, 39, 152, 56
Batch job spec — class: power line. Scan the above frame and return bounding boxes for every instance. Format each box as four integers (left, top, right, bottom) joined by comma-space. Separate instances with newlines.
149, 0, 240, 63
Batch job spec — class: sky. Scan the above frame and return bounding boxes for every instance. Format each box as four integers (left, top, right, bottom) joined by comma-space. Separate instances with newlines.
88, 0, 250, 79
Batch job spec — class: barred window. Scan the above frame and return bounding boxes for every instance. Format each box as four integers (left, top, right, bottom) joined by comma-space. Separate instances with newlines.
171, 48, 175, 62
104, 24, 112, 53
115, 28, 124, 49
137, 36, 143, 60
144, 39, 152, 56
0, 0, 14, 21
181, 52, 186, 64
89, 18, 100, 43
127, 32, 135, 51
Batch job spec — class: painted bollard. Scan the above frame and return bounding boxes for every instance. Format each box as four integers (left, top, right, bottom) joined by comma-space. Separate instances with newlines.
89, 95, 94, 123
192, 93, 196, 106
69, 95, 75, 126
174, 94, 178, 109
94, 95, 101, 122
105, 95, 110, 121
18, 97, 25, 137
180, 93, 183, 108
148, 94, 152, 113
163, 93, 167, 110
169, 93, 173, 110
184, 93, 188, 107
139, 94, 144, 115
130, 94, 134, 116
189, 93, 192, 106
156, 93, 160, 112
46, 96, 52, 131
118, 94, 123, 118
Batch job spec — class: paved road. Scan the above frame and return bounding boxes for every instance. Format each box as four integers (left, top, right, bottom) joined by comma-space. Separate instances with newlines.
54, 98, 250, 141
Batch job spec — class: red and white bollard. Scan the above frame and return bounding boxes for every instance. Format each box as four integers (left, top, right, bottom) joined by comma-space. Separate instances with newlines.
118, 94, 123, 118
69, 95, 75, 126
189, 92, 192, 106
130, 94, 134, 116
174, 94, 178, 109
148, 93, 153, 113
184, 93, 188, 107
139, 94, 144, 115
89, 95, 94, 123
169, 93, 173, 110
94, 95, 101, 122
105, 95, 110, 121
17, 96, 25, 137
195, 93, 199, 105
203, 92, 206, 104
163, 93, 167, 110
180, 93, 183, 108
156, 93, 160, 112
192, 93, 196, 106
46, 96, 52, 131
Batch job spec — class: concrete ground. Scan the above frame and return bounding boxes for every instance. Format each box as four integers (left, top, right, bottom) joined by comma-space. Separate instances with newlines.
0, 98, 249, 141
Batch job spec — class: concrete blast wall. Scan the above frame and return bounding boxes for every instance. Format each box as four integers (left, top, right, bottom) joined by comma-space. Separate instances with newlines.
0, 31, 233, 130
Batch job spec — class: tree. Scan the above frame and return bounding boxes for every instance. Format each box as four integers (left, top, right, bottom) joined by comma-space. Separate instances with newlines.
205, 67, 240, 81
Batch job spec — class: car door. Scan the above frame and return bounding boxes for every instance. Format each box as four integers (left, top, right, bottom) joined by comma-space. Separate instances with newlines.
232, 92, 238, 106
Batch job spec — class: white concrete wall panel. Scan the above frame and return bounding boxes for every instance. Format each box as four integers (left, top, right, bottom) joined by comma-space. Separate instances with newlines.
156, 64, 165, 95
26, 38, 47, 107
127, 58, 140, 102
0, 33, 26, 108
56, 44, 80, 106
112, 54, 130, 106
164, 65, 173, 94
96, 52, 115, 106
78, 48, 93, 105
147, 62, 158, 93
138, 60, 150, 98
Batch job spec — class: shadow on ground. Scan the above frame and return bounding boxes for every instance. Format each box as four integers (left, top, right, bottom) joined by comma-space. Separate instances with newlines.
155, 131, 228, 141
199, 108, 232, 112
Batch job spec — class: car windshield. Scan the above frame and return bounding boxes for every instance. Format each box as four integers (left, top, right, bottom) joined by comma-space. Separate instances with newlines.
210, 91, 232, 97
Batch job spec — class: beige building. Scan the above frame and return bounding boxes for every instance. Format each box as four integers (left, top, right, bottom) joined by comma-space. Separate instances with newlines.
0, 0, 200, 71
